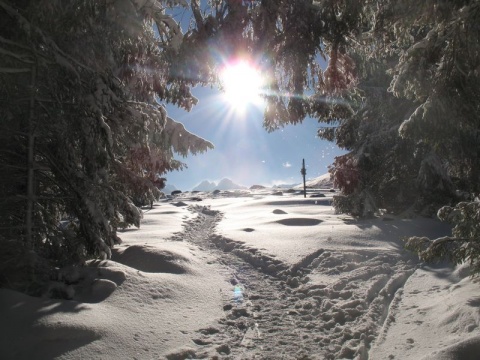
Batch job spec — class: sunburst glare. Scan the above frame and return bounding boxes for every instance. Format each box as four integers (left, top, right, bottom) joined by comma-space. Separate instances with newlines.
220, 60, 265, 113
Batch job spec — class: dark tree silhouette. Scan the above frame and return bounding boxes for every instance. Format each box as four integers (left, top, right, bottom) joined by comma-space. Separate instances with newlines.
0, 0, 212, 294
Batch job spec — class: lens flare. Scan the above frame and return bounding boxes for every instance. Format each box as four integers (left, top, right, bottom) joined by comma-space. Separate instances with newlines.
233, 285, 243, 303
220, 60, 264, 112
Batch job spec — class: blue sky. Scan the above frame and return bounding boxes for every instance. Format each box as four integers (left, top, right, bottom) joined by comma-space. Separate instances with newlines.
165, 86, 345, 190
163, 3, 345, 190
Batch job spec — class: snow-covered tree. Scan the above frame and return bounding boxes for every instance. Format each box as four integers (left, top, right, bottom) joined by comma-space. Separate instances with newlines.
187, 1, 480, 268
202, 0, 477, 218
183, 0, 361, 129
0, 0, 212, 294
405, 201, 480, 274
4, 0, 479, 291
300, 1, 480, 218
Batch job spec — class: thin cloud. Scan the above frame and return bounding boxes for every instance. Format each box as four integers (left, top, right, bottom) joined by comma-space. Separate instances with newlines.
282, 162, 292, 168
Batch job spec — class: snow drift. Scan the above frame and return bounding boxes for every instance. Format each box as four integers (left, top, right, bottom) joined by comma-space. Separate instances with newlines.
2, 188, 479, 360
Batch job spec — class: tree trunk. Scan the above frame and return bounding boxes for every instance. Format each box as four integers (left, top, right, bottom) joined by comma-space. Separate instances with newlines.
25, 61, 36, 250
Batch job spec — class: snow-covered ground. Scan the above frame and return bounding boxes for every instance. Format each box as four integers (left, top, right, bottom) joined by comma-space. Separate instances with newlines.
1, 188, 480, 360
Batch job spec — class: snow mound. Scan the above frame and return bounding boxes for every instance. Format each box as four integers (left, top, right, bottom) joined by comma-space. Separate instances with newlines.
47, 261, 128, 303
80, 279, 117, 303
370, 266, 480, 360
112, 245, 189, 274
421, 336, 480, 360
172, 201, 188, 207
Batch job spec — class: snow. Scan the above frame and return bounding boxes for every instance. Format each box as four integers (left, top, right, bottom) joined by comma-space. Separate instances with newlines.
2, 188, 480, 360
293, 172, 334, 189
164, 117, 214, 157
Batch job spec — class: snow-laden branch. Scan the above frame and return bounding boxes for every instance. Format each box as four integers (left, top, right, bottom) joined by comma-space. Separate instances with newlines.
123, 0, 186, 50
164, 116, 214, 157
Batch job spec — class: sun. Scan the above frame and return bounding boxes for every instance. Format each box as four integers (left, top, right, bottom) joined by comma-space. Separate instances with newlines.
220, 60, 264, 112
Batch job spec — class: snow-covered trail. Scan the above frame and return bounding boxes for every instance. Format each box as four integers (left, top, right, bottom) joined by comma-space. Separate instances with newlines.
172, 204, 418, 359
4, 191, 476, 360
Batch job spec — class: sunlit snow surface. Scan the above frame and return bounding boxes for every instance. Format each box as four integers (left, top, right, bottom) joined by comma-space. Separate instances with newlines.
1, 187, 480, 360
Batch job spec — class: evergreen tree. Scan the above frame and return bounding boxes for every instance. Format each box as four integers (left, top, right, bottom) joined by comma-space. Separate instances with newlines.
190, 0, 479, 214
183, 0, 361, 130
320, 1, 480, 270
0, 0, 212, 294
3, 0, 480, 291
317, 59, 422, 217
189, 1, 480, 270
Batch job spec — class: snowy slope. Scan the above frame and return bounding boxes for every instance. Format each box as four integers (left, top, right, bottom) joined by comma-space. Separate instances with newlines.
1, 189, 479, 360
294, 172, 334, 189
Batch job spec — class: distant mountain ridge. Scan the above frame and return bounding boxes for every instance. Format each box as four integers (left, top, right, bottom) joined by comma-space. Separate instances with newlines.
162, 184, 178, 194
190, 174, 333, 192
192, 180, 216, 192
193, 178, 246, 192
293, 173, 333, 189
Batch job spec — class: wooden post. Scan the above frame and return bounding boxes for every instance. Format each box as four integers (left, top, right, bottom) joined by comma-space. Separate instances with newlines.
301, 158, 307, 198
